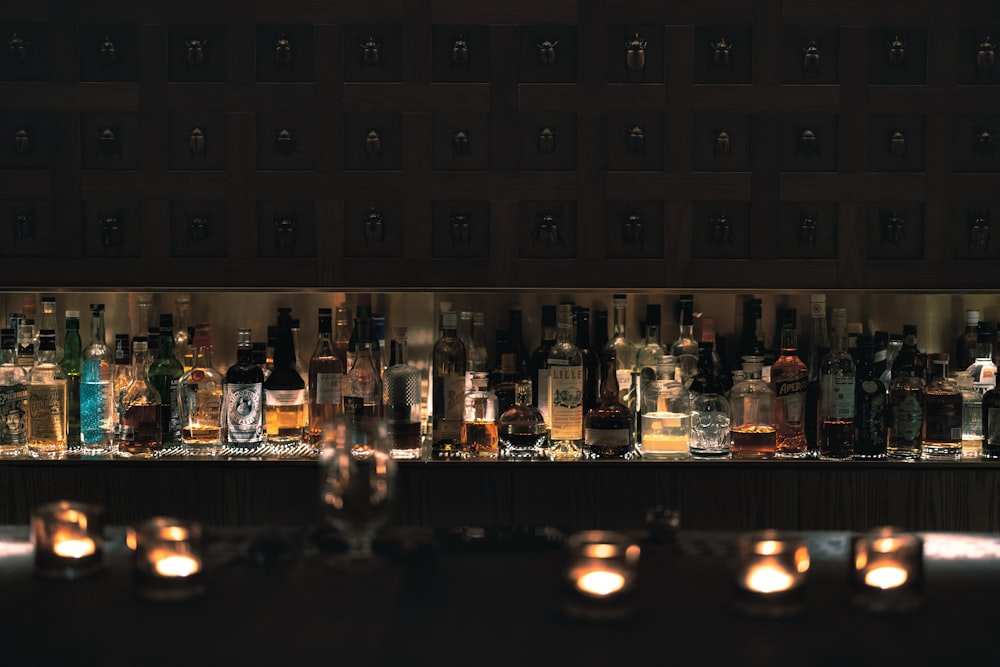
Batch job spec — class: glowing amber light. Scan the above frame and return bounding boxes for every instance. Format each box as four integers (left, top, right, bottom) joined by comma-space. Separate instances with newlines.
744, 562, 795, 593
52, 536, 96, 559
864, 564, 909, 590
576, 568, 627, 597
151, 552, 201, 578
160, 526, 190, 541
582, 543, 618, 559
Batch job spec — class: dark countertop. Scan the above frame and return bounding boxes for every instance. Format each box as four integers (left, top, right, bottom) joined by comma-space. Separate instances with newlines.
2, 526, 999, 666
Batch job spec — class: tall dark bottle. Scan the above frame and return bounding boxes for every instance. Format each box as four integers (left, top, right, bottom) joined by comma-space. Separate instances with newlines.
529, 305, 557, 415
148, 314, 185, 445
982, 377, 1000, 459
575, 306, 600, 417
223, 328, 265, 448
804, 293, 829, 457
854, 334, 887, 459
264, 308, 307, 446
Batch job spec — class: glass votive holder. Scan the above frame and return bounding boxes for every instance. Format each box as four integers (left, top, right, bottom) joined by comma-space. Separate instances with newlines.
31, 500, 105, 580
562, 530, 641, 622
732, 530, 810, 617
128, 517, 205, 602
851, 526, 924, 613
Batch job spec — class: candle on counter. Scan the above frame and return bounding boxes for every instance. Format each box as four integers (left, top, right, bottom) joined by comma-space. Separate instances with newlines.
150, 550, 202, 578
733, 531, 810, 617
52, 535, 97, 559
743, 561, 795, 594
851, 527, 924, 612
864, 563, 909, 590
131, 517, 206, 601
573, 566, 628, 597
562, 531, 640, 620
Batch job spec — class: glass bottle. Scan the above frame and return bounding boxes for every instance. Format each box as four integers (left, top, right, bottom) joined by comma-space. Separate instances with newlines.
730, 356, 776, 459
507, 305, 530, 380
819, 308, 855, 459
290, 317, 307, 378
58, 310, 82, 447
264, 309, 307, 447
135, 292, 154, 341
548, 303, 584, 460
146, 326, 160, 362
641, 357, 690, 460
967, 321, 997, 394
38, 297, 57, 349
893, 324, 926, 380
593, 307, 609, 354
308, 308, 345, 445
111, 333, 131, 444
498, 380, 550, 460
879, 333, 903, 386
982, 372, 1000, 459
253, 342, 269, 380
887, 325, 926, 460
472, 311, 489, 376
462, 371, 499, 458
344, 315, 383, 432
872, 330, 890, 379
699, 317, 728, 391
671, 295, 700, 387
771, 326, 808, 458
27, 330, 67, 459
16, 318, 35, 369
333, 303, 353, 369
804, 293, 829, 457
605, 293, 636, 403
0, 328, 28, 457
529, 304, 557, 416
179, 323, 225, 455
118, 336, 164, 457
636, 303, 666, 374
490, 328, 517, 414
575, 306, 600, 417
431, 308, 467, 456
382, 326, 423, 460
223, 327, 265, 450
956, 371, 982, 459
265, 325, 277, 377
583, 349, 635, 459
148, 313, 185, 447
957, 309, 981, 372
740, 298, 766, 359
854, 334, 888, 459
347, 302, 379, 372
372, 312, 387, 373
174, 295, 194, 372
80, 303, 113, 453
921, 353, 962, 460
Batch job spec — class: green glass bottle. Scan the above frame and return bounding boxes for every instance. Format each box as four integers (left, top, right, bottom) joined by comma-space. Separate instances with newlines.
58, 310, 82, 447
148, 313, 185, 446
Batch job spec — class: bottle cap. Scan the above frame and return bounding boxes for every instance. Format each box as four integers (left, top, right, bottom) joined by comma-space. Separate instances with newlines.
902, 324, 917, 337
66, 310, 79, 319
967, 310, 982, 326
831, 308, 848, 330
442, 311, 457, 329
236, 328, 252, 346
393, 326, 407, 339
41, 296, 55, 303
645, 303, 661, 326
318, 307, 332, 316
613, 293, 627, 300
90, 303, 105, 313
811, 294, 826, 303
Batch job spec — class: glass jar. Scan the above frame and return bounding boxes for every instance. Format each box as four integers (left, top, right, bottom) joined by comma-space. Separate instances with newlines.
641, 357, 690, 460
462, 371, 498, 458
729, 356, 776, 459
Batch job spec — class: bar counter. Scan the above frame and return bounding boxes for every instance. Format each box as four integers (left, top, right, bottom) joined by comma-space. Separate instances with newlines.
1, 525, 998, 666
2, 455, 1000, 532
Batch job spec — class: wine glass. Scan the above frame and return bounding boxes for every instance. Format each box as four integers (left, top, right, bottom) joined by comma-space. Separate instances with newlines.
320, 418, 397, 570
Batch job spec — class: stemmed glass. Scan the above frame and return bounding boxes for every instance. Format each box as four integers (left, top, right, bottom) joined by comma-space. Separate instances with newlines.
320, 418, 397, 570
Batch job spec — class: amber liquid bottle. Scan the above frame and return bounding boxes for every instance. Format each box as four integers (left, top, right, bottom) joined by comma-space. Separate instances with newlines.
770, 326, 808, 458
263, 308, 307, 447
308, 308, 345, 444
583, 349, 635, 459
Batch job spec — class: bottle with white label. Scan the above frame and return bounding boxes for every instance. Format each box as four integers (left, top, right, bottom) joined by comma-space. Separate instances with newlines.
584, 349, 634, 459
223, 327, 265, 449
264, 308, 307, 448
819, 308, 855, 459
0, 328, 28, 457
308, 308, 344, 445
431, 308, 467, 457
604, 293, 636, 404
548, 303, 584, 460
179, 323, 225, 455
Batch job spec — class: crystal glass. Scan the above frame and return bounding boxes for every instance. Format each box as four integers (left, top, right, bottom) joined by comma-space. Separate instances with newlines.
128, 517, 205, 601
320, 419, 397, 571
689, 392, 731, 458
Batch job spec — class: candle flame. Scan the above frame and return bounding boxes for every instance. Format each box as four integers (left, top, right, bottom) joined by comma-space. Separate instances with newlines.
153, 554, 201, 578
576, 568, 627, 597
52, 537, 96, 559
745, 562, 794, 593
864, 564, 908, 590
582, 543, 617, 559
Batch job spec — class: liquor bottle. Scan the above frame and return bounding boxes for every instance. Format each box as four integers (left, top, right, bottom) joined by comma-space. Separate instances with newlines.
688, 342, 722, 395
771, 326, 808, 458
146, 326, 159, 361
879, 333, 903, 386
80, 304, 113, 453
135, 293, 154, 341
16, 318, 34, 369
593, 307, 609, 356
459, 310, 486, 391
27, 330, 67, 459
38, 297, 57, 349
507, 305, 530, 380
382, 326, 423, 460
740, 298, 766, 359
635, 303, 666, 373
489, 328, 515, 411
819, 308, 855, 459
308, 308, 345, 444
641, 356, 690, 460
431, 308, 467, 456
967, 321, 997, 393
846, 322, 863, 364
548, 303, 584, 460
982, 372, 1000, 459
583, 349, 635, 459
921, 353, 962, 460
174, 295, 194, 371
264, 310, 307, 447
290, 317, 307, 378
872, 330, 890, 379
804, 293, 830, 457
730, 356, 776, 459
265, 325, 278, 377
0, 328, 28, 457
148, 313, 185, 446
671, 295, 700, 387
957, 309, 981, 372
111, 333, 131, 443
698, 317, 727, 390
178, 323, 225, 455
223, 327, 265, 449
372, 312, 387, 372
343, 315, 383, 431
575, 306, 600, 417
887, 324, 925, 460
854, 334, 888, 459
605, 293, 636, 403
472, 312, 489, 376
333, 303, 352, 369
347, 302, 379, 372
118, 336, 164, 457
639, 355, 676, 440
529, 304, 557, 416
58, 310, 82, 447
252, 342, 269, 380
498, 380, 550, 459
956, 371, 982, 459
462, 371, 499, 458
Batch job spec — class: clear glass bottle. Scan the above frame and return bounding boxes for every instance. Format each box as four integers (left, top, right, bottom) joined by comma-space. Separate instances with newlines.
58, 310, 82, 447
431, 308, 467, 457
854, 334, 888, 460
111, 333, 131, 444
671, 294, 700, 387
880, 333, 903, 386
462, 371, 499, 458
472, 311, 490, 376
605, 293, 636, 403
16, 317, 34, 369
635, 303, 667, 374
118, 337, 164, 458
135, 292, 154, 341
179, 323, 225, 455
548, 303, 584, 460
887, 325, 926, 460
819, 308, 855, 459
38, 296, 57, 349
804, 293, 829, 457
498, 380, 550, 460
27, 330, 67, 459
956, 371, 982, 459
0, 328, 28, 457
771, 326, 808, 458
459, 310, 485, 391
223, 327, 265, 450
382, 326, 423, 460
957, 309, 981, 372
529, 304, 557, 416
264, 309, 307, 448
174, 294, 194, 372
641, 356, 690, 460
575, 306, 600, 417
148, 313, 185, 447
730, 356, 776, 459
333, 303, 353, 370
80, 303, 114, 453
343, 315, 384, 431
922, 353, 962, 460
308, 308, 345, 445
290, 317, 307, 378
583, 349, 635, 459
967, 321, 997, 394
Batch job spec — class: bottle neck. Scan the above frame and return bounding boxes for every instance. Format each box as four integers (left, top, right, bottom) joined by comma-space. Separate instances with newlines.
393, 338, 408, 366
601, 355, 619, 400
63, 323, 81, 357
613, 302, 627, 337
236, 344, 254, 365
158, 326, 175, 357
132, 348, 149, 372
645, 323, 660, 344
576, 313, 591, 349
90, 311, 105, 346
194, 343, 214, 369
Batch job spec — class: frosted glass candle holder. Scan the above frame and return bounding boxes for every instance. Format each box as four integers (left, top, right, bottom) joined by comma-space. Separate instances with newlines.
732, 530, 810, 617
562, 530, 641, 621
31, 500, 105, 580
851, 527, 923, 613
128, 517, 205, 602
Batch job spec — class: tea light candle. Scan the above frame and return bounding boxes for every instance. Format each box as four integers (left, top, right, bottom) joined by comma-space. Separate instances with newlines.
852, 527, 923, 612
32, 501, 105, 580
131, 517, 205, 601
744, 561, 795, 594
733, 531, 810, 617
562, 531, 640, 620
52, 535, 97, 560
151, 550, 202, 578
574, 566, 628, 597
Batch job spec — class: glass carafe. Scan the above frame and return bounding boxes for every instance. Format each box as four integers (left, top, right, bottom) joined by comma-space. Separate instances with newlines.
729, 356, 776, 459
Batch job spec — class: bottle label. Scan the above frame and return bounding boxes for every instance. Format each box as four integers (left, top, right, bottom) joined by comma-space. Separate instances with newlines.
858, 390, 887, 444
28, 385, 64, 441
820, 375, 855, 419
314, 373, 343, 405
925, 399, 962, 443
774, 378, 806, 426
224, 383, 263, 443
0, 383, 28, 445
615, 369, 632, 396
549, 366, 583, 440
434, 375, 465, 440
893, 393, 923, 441
585, 427, 631, 447
975, 363, 997, 390
538, 369, 550, 423
167, 380, 180, 435
265, 388, 305, 406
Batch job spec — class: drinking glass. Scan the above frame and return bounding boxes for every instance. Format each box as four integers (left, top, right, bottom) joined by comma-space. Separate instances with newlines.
320, 418, 397, 570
